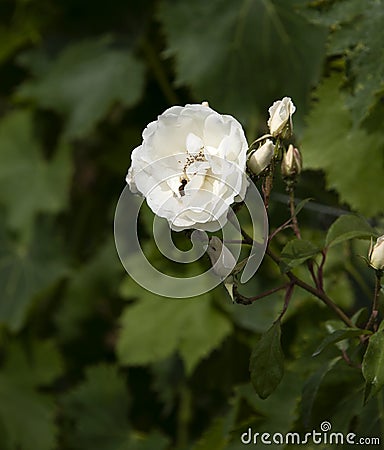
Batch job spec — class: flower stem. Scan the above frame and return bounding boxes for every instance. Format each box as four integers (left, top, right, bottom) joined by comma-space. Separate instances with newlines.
276, 282, 295, 322
288, 184, 301, 239
366, 271, 383, 330
265, 247, 354, 328
239, 225, 353, 326
234, 283, 289, 305
262, 166, 274, 210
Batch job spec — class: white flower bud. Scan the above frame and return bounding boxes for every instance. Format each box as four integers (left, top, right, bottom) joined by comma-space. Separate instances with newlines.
281, 144, 302, 178
369, 235, 384, 271
247, 139, 274, 175
206, 236, 236, 279
267, 97, 296, 137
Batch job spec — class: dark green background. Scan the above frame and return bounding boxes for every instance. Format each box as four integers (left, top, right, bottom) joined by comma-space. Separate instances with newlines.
0, 0, 383, 448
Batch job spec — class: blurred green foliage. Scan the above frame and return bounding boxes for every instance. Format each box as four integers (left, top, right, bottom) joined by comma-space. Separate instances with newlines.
0, 0, 383, 449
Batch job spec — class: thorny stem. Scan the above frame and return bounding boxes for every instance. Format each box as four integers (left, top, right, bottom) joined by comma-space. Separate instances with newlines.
262, 167, 274, 210
288, 183, 318, 288
238, 226, 354, 327
234, 283, 289, 305
265, 247, 355, 328
276, 282, 295, 322
317, 249, 327, 291
268, 217, 292, 242
288, 184, 301, 239
366, 271, 383, 330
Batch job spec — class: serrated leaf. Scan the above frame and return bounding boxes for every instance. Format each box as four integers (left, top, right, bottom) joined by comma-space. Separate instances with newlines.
117, 286, 232, 375
325, 214, 376, 248
301, 357, 341, 427
4, 340, 64, 387
0, 1, 52, 63
17, 37, 145, 138
158, 0, 327, 122
300, 0, 383, 124
0, 218, 67, 331
362, 322, 384, 402
62, 364, 131, 450
0, 111, 72, 229
0, 340, 63, 450
280, 239, 321, 272
249, 321, 284, 399
345, 1, 384, 124
301, 74, 384, 217
54, 239, 123, 342
312, 328, 371, 357
193, 417, 228, 450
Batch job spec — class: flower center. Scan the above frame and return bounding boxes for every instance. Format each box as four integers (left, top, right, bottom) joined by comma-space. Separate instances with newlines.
178, 147, 208, 198
183, 147, 206, 173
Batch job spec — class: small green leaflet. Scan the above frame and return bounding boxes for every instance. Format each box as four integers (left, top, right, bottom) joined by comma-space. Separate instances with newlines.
249, 321, 284, 399
362, 321, 384, 403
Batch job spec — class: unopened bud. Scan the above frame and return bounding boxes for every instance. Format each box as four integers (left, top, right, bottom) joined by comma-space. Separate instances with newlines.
281, 144, 302, 178
206, 236, 236, 279
267, 97, 296, 137
369, 235, 384, 271
247, 139, 274, 175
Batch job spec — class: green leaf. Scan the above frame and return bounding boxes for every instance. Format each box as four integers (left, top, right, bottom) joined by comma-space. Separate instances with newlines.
280, 239, 321, 272
17, 37, 145, 138
158, 0, 327, 123
62, 364, 131, 450
0, 1, 53, 63
4, 340, 64, 387
362, 322, 384, 402
54, 239, 123, 342
117, 284, 232, 375
301, 74, 384, 217
299, 0, 383, 124
294, 197, 313, 216
301, 357, 341, 427
193, 417, 229, 450
312, 328, 371, 357
326, 0, 384, 124
236, 368, 302, 434
0, 340, 63, 450
0, 218, 67, 331
249, 321, 284, 399
0, 111, 72, 229
129, 432, 169, 450
325, 214, 376, 248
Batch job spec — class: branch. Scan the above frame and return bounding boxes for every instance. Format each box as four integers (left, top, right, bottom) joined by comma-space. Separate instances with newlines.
265, 247, 354, 328
234, 283, 289, 305
366, 271, 383, 330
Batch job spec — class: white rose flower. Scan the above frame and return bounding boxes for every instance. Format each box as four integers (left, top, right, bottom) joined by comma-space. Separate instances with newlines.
126, 103, 249, 231
369, 235, 384, 271
267, 97, 296, 137
247, 139, 274, 175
